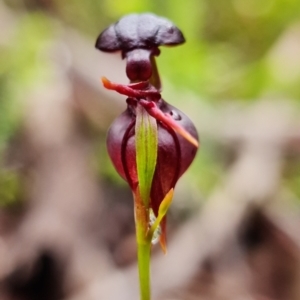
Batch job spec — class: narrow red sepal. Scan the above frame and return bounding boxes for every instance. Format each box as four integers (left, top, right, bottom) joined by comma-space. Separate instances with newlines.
101, 77, 161, 100
139, 99, 199, 148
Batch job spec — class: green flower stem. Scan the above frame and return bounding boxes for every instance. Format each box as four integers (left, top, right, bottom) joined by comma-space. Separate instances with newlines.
134, 193, 152, 300
137, 228, 151, 300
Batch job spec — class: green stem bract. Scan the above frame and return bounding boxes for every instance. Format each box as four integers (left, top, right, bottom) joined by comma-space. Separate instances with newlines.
135, 104, 158, 207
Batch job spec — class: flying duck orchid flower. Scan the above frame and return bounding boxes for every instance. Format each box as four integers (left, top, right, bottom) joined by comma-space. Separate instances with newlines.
96, 13, 199, 300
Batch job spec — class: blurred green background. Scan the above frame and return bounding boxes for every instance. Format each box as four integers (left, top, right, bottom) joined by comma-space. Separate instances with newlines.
1, 0, 300, 205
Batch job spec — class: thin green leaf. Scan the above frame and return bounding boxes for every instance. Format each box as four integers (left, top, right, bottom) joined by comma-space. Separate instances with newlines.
135, 104, 158, 206
148, 188, 174, 238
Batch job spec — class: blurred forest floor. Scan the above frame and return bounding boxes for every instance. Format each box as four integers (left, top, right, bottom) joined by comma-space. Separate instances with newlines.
1, 1, 300, 300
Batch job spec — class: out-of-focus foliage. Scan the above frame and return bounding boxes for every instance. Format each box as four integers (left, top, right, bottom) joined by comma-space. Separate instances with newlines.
0, 171, 22, 206
2, 0, 300, 202
0, 12, 53, 148
0, 11, 54, 205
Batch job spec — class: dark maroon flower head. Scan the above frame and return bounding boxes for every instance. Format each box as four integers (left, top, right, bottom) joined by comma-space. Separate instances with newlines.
95, 13, 185, 52
106, 98, 198, 217
95, 13, 185, 82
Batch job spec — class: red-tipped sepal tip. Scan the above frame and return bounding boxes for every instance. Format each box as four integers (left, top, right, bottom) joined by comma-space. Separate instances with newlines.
139, 99, 199, 148
159, 218, 167, 254
101, 77, 161, 100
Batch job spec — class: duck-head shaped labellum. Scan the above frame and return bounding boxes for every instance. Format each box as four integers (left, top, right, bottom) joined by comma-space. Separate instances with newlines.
95, 13, 185, 87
